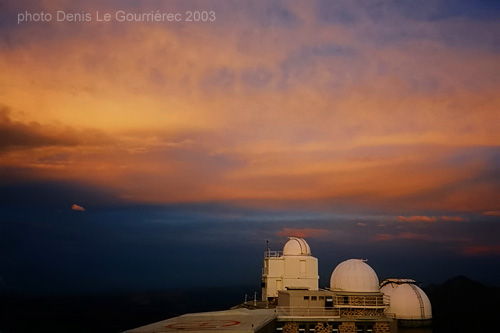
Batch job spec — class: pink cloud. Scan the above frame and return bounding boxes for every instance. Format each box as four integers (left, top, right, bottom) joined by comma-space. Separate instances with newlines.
397, 215, 465, 223
373, 234, 394, 241
71, 204, 85, 212
357, 222, 367, 226
276, 228, 328, 238
374, 232, 432, 242
482, 211, 500, 217
398, 215, 437, 223
462, 245, 500, 256
440, 216, 465, 222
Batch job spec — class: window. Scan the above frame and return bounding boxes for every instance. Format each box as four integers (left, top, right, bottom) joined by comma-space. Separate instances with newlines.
311, 296, 317, 301
325, 297, 333, 309
303, 296, 309, 300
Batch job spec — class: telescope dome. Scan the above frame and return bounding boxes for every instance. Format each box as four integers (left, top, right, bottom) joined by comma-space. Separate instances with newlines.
283, 237, 311, 256
330, 259, 379, 292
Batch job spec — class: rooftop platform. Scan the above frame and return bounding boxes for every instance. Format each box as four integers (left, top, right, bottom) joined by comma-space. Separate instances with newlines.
124, 308, 277, 333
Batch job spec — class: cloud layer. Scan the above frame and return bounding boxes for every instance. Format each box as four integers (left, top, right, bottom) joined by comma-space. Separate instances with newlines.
2, 1, 499, 212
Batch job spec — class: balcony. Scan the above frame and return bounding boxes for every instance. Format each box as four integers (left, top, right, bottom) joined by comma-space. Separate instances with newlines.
264, 250, 283, 258
277, 306, 340, 318
332, 295, 390, 309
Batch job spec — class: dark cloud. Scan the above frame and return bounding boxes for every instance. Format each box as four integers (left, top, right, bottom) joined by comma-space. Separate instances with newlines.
317, 0, 358, 24
258, 0, 300, 28
0, 106, 112, 152
200, 67, 236, 91
241, 67, 273, 89
0, 107, 77, 150
389, 0, 500, 21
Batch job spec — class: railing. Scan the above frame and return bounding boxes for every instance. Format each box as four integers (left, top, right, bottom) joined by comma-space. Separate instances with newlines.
276, 294, 390, 318
277, 306, 340, 318
264, 250, 283, 258
385, 312, 397, 319
385, 313, 432, 320
332, 295, 390, 309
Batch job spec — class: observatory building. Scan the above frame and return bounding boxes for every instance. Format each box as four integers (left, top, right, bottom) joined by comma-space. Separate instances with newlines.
380, 279, 432, 327
262, 237, 319, 300
125, 237, 432, 333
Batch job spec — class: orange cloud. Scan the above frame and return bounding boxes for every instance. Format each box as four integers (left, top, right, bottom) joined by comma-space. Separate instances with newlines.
71, 204, 85, 212
482, 211, 500, 217
398, 216, 437, 223
373, 234, 394, 241
276, 228, 329, 238
440, 216, 465, 222
374, 232, 432, 242
462, 245, 500, 256
397, 216, 466, 223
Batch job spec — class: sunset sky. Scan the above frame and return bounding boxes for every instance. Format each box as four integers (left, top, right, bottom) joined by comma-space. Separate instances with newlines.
1, 0, 500, 294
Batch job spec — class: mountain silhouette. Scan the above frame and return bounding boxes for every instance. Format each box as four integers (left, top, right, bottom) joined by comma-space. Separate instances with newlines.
424, 275, 500, 333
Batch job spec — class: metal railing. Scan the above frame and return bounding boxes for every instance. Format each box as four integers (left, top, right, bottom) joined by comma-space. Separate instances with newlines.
276, 294, 390, 318
277, 306, 340, 318
264, 250, 283, 258
332, 295, 390, 309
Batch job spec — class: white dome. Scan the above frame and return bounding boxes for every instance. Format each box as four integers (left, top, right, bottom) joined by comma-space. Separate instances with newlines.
283, 237, 311, 256
380, 279, 432, 320
330, 259, 379, 292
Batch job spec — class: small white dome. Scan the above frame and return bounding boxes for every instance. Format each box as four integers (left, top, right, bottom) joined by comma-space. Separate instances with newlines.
283, 237, 311, 256
380, 279, 432, 320
330, 259, 379, 292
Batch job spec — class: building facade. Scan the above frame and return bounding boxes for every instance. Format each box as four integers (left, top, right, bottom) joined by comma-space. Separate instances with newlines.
262, 237, 319, 301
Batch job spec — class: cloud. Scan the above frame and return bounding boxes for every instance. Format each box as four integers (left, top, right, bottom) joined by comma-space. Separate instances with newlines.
397, 216, 437, 223
397, 215, 466, 223
1, 0, 500, 212
482, 211, 500, 217
440, 216, 465, 222
374, 232, 432, 242
462, 245, 500, 256
357, 222, 367, 226
71, 204, 85, 212
0, 107, 112, 152
0, 107, 77, 151
276, 228, 329, 238
398, 215, 466, 223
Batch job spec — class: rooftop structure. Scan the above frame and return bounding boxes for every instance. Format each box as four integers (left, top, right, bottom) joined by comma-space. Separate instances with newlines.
261, 237, 319, 301
125, 308, 277, 333
330, 259, 380, 293
283, 237, 311, 256
380, 278, 432, 327
124, 237, 432, 333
